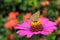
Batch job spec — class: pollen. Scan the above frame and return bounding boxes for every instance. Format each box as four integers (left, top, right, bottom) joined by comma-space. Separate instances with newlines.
30, 20, 43, 32
30, 20, 42, 27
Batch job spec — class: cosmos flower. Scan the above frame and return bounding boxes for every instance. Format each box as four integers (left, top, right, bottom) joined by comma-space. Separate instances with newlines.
39, 15, 45, 18
9, 33, 14, 40
39, 37, 44, 40
8, 12, 19, 20
15, 11, 57, 38
4, 12, 19, 30
55, 16, 60, 28
41, 0, 50, 6
55, 16, 60, 24
23, 12, 32, 22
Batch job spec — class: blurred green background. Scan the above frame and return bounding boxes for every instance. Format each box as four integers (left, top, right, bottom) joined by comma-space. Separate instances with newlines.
0, 0, 60, 40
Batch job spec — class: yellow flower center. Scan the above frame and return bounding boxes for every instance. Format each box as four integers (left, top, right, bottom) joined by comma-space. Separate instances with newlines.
30, 20, 43, 32
30, 20, 42, 27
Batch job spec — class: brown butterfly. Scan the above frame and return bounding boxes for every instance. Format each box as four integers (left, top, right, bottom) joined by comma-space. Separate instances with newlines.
30, 11, 40, 21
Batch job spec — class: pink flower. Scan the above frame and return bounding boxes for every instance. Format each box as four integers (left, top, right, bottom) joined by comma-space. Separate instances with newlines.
15, 18, 57, 38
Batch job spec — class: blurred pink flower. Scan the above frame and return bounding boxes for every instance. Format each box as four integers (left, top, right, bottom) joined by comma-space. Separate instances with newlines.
4, 12, 19, 30
41, 0, 50, 6
55, 16, 60, 24
23, 13, 32, 22
15, 18, 57, 38
9, 33, 14, 40
39, 37, 44, 40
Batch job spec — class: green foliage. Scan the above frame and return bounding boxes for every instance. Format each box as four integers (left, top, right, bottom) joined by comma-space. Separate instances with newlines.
45, 9, 59, 21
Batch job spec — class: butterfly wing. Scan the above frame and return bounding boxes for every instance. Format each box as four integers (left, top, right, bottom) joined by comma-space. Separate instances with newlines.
30, 11, 40, 21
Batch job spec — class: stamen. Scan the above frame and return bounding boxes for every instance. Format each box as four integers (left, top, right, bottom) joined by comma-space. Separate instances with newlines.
30, 20, 43, 32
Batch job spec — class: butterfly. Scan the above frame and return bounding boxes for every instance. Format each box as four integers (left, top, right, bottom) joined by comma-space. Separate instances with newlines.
30, 11, 40, 21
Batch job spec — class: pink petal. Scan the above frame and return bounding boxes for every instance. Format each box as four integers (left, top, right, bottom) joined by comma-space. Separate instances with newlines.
39, 18, 49, 25
40, 31, 49, 35
16, 30, 33, 38
16, 30, 28, 36
43, 21, 57, 31
15, 21, 30, 30
40, 18, 49, 21
43, 21, 56, 27
33, 31, 40, 34
26, 31, 33, 38
44, 26, 57, 32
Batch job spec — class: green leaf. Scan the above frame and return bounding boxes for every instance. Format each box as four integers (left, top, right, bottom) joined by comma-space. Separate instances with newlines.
28, 0, 33, 6
15, 0, 22, 3
4, 0, 12, 3
17, 13, 24, 23
33, 0, 38, 8
55, 0, 60, 5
